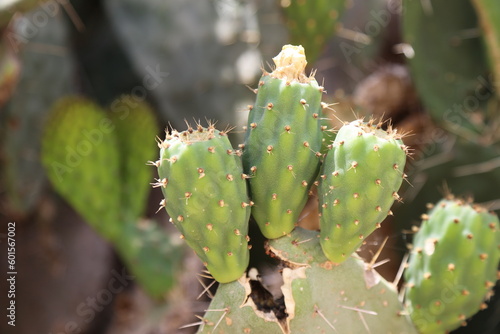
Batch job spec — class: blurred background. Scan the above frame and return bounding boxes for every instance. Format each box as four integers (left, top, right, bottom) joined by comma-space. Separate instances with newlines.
1, 0, 500, 333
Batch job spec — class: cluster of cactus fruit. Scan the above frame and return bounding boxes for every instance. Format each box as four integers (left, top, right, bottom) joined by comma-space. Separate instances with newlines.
155, 45, 500, 333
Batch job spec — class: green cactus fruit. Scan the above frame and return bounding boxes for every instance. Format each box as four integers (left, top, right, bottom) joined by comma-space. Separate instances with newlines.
242, 45, 323, 239
156, 124, 251, 283
197, 227, 417, 334
404, 197, 500, 334
109, 95, 159, 221
319, 119, 407, 263
42, 96, 122, 241
280, 0, 347, 65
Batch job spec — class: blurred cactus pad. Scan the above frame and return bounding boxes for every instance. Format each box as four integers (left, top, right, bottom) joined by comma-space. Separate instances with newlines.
41, 95, 182, 297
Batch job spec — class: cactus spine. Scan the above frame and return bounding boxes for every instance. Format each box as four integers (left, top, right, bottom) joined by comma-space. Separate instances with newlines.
243, 45, 323, 239
318, 119, 408, 263
156, 124, 251, 283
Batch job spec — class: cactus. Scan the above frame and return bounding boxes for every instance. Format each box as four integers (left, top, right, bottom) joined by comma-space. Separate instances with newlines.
404, 197, 500, 334
242, 45, 323, 239
109, 95, 159, 221
42, 96, 122, 239
471, 0, 500, 98
280, 0, 347, 65
0, 10, 75, 216
142, 44, 500, 332
403, 0, 492, 136
196, 227, 417, 334
318, 119, 408, 263
156, 124, 251, 283
42, 95, 180, 297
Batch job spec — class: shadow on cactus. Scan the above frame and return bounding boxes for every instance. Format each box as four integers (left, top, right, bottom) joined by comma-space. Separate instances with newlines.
41, 94, 182, 298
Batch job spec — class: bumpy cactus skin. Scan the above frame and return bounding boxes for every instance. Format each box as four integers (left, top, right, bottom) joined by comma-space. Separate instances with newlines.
243, 45, 323, 239
404, 198, 500, 334
157, 125, 251, 283
319, 120, 407, 263
197, 228, 417, 334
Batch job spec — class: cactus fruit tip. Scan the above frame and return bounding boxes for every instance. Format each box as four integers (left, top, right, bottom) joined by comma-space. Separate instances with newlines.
271, 44, 309, 82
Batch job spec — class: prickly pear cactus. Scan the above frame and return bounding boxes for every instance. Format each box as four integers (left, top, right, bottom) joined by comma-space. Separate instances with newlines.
318, 119, 407, 263
403, 0, 491, 135
197, 227, 417, 334
404, 197, 500, 334
242, 45, 323, 239
280, 0, 346, 65
42, 96, 122, 240
156, 124, 251, 283
471, 0, 500, 98
42, 95, 180, 297
109, 95, 159, 221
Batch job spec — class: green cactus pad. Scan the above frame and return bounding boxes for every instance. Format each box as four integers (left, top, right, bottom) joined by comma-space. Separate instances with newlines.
243, 45, 323, 239
472, 0, 500, 98
197, 227, 417, 334
280, 0, 347, 65
42, 96, 122, 240
404, 198, 500, 334
319, 119, 407, 263
109, 95, 159, 221
116, 219, 183, 298
403, 0, 490, 135
157, 124, 251, 283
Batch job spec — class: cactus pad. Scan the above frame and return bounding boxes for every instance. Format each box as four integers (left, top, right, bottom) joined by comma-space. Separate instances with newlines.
318, 119, 407, 263
156, 124, 251, 283
280, 0, 347, 64
42, 96, 122, 240
404, 198, 500, 333
242, 45, 323, 239
197, 227, 417, 334
109, 95, 159, 220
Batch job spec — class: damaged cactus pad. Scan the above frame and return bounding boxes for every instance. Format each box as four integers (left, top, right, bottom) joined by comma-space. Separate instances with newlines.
197, 228, 417, 334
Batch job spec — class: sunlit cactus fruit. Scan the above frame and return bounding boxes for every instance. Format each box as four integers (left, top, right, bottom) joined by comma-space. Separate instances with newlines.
242, 44, 323, 239
404, 197, 500, 334
318, 119, 408, 263
156, 123, 251, 283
